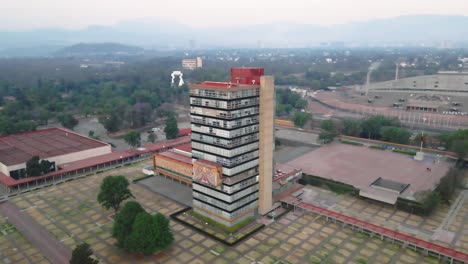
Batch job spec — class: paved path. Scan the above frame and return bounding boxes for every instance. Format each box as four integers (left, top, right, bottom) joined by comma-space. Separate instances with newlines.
137, 175, 193, 206
0, 201, 71, 264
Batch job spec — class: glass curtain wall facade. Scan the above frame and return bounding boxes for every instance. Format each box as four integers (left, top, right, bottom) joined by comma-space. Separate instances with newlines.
190, 86, 260, 227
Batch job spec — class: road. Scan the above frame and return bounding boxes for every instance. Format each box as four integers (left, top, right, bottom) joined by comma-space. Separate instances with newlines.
0, 201, 71, 264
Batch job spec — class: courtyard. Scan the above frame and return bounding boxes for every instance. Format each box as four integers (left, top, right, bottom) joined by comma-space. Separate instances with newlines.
0, 159, 463, 263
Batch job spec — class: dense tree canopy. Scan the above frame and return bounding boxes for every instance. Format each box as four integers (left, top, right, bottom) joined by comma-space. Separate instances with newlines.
381, 126, 411, 144
440, 129, 468, 162
25, 156, 54, 177
292, 112, 311, 128
164, 113, 179, 139
123, 131, 141, 147
319, 119, 338, 144
360, 115, 400, 140
112, 201, 173, 255
276, 89, 308, 116
342, 120, 362, 137
58, 114, 78, 130
112, 201, 145, 248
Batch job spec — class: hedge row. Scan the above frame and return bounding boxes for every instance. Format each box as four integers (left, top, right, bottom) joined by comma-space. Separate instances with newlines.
170, 207, 265, 247
369, 145, 385, 150
132, 174, 153, 183
396, 193, 440, 216
299, 175, 358, 195
190, 210, 253, 234
340, 140, 364, 146
392, 149, 417, 156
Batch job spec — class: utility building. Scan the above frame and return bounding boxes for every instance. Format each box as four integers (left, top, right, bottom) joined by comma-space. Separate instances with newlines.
189, 68, 274, 227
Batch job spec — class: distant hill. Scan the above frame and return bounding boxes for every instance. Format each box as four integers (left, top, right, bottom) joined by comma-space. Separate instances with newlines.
1, 15, 468, 56
55, 43, 144, 57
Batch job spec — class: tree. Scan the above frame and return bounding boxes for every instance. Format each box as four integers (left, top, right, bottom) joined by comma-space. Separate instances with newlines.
164, 114, 179, 139
319, 119, 337, 144
97, 176, 134, 213
319, 130, 336, 144
361, 115, 399, 139
101, 113, 121, 133
320, 120, 334, 131
292, 111, 311, 128
125, 212, 174, 255
113, 202, 173, 255
148, 133, 157, 143
152, 213, 174, 251
70, 243, 99, 264
381, 126, 411, 144
125, 212, 158, 255
440, 129, 468, 164
26, 156, 53, 177
40, 159, 54, 174
58, 114, 78, 130
26, 156, 42, 177
294, 98, 308, 109
123, 131, 141, 147
342, 120, 362, 137
112, 201, 145, 248
437, 168, 460, 202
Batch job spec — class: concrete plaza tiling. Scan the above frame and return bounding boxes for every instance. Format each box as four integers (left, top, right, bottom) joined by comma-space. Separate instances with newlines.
0, 212, 50, 264
2, 159, 459, 263
300, 185, 468, 255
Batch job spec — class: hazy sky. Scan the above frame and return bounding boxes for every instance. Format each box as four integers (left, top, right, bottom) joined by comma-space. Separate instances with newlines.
1, 0, 468, 30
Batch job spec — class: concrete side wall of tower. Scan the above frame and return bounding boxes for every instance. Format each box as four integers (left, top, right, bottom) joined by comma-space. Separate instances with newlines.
258, 76, 275, 215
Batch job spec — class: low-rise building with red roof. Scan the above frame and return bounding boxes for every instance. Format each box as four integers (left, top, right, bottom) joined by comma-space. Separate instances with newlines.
0, 128, 111, 179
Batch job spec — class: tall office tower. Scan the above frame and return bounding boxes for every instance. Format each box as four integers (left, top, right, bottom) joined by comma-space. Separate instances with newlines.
189, 68, 274, 227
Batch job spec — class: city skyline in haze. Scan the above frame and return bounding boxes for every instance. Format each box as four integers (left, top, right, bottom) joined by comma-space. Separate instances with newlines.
2, 0, 468, 31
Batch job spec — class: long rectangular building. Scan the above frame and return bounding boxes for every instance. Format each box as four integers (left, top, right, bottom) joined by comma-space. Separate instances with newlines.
0, 128, 111, 179
189, 68, 274, 227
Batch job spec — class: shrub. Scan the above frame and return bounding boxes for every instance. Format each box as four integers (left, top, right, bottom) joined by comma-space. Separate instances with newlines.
340, 139, 363, 146
190, 210, 253, 234
299, 175, 358, 195
369, 145, 385, 150
392, 149, 416, 156
132, 175, 153, 183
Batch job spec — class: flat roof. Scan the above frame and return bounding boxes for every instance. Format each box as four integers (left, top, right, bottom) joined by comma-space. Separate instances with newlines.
0, 128, 108, 166
156, 150, 192, 165
177, 128, 191, 137
174, 142, 192, 153
189, 82, 259, 91
274, 163, 302, 182
286, 143, 450, 200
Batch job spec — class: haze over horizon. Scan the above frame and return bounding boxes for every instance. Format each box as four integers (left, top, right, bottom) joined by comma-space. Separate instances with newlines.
2, 0, 468, 31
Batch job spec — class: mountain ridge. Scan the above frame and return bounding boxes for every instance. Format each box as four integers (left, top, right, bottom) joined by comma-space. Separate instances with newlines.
1, 15, 467, 56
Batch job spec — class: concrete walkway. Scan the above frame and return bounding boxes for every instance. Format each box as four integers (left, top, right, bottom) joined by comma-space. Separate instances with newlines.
0, 201, 71, 264
137, 175, 193, 206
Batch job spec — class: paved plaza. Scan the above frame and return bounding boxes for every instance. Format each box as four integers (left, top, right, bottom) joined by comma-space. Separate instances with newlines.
0, 159, 462, 263
0, 211, 50, 264
138, 175, 192, 206
300, 185, 468, 255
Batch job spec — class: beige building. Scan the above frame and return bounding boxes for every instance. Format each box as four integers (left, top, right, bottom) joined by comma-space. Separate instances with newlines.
182, 57, 203, 70
0, 128, 111, 179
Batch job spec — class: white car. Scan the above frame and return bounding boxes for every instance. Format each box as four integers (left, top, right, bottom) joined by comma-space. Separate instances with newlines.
151, 127, 161, 132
